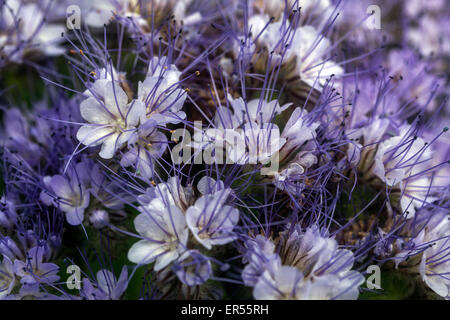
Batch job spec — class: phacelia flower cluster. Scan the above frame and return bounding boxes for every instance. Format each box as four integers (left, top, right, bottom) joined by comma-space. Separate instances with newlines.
0, 0, 448, 300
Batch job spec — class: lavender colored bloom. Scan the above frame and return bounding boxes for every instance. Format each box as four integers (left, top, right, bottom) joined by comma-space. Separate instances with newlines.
196, 176, 225, 195
243, 225, 365, 300
371, 125, 436, 217
242, 235, 280, 286
81, 266, 128, 300
88, 209, 110, 229
13, 246, 59, 286
128, 191, 189, 270
186, 188, 239, 249
386, 49, 445, 110
40, 162, 90, 225
280, 108, 320, 157
120, 121, 168, 179
1, 108, 43, 166
243, 13, 343, 90
0, 0, 448, 301
89, 163, 132, 210
77, 80, 146, 159
138, 56, 187, 126
394, 208, 450, 297
406, 14, 450, 57
174, 250, 212, 286
5, 283, 66, 300
253, 264, 363, 300
0, 0, 65, 65
0, 237, 24, 262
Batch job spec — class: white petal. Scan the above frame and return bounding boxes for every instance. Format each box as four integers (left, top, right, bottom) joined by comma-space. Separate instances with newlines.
127, 240, 165, 265
105, 82, 129, 118
76, 126, 114, 147
154, 250, 179, 271
126, 100, 145, 127
134, 210, 169, 241
99, 133, 120, 159
65, 208, 84, 226
80, 97, 113, 124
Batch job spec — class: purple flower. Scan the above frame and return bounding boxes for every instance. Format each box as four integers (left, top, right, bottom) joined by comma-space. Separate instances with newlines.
0, 0, 65, 66
243, 225, 365, 300
394, 208, 450, 297
120, 121, 168, 179
186, 188, 239, 249
242, 235, 280, 286
128, 193, 189, 270
138, 56, 187, 126
13, 246, 59, 286
77, 80, 146, 159
40, 162, 90, 225
174, 250, 212, 286
81, 266, 128, 300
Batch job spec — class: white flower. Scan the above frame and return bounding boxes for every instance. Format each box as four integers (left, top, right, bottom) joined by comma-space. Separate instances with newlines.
274, 108, 319, 190
404, 0, 444, 18
0, 196, 17, 229
346, 118, 391, 167
248, 14, 282, 52
291, 25, 343, 89
406, 14, 449, 57
419, 216, 450, 297
297, 272, 364, 300
83, 67, 121, 98
82, 266, 128, 300
1, 0, 65, 60
274, 161, 306, 185
245, 14, 342, 90
186, 189, 239, 249
254, 0, 332, 22
280, 108, 319, 158
138, 56, 187, 125
83, 0, 119, 27
394, 209, 450, 297
89, 209, 110, 229
213, 94, 290, 132
202, 117, 286, 167
138, 177, 194, 212
129, 177, 202, 270
372, 132, 420, 185
242, 123, 286, 165
174, 250, 212, 286
128, 197, 189, 270
76, 80, 145, 159
79, 0, 147, 28
253, 260, 364, 300
372, 126, 435, 216
196, 176, 225, 195
173, 0, 203, 26
242, 235, 281, 286
250, 225, 365, 300
280, 226, 358, 279
253, 264, 306, 300
120, 122, 168, 179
